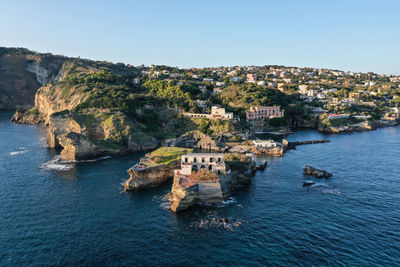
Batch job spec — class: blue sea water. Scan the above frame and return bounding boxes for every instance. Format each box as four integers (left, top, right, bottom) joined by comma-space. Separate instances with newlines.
0, 110, 400, 266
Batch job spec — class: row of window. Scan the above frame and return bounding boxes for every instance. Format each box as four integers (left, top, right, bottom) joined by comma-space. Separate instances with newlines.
184, 157, 222, 163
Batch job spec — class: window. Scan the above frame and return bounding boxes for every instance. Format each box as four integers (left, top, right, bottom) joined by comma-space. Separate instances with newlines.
202, 158, 205, 163
184, 158, 188, 163
218, 157, 221, 163
210, 157, 214, 162
194, 158, 197, 163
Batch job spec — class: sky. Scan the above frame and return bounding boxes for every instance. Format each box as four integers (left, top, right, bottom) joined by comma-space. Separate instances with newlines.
0, 0, 399, 74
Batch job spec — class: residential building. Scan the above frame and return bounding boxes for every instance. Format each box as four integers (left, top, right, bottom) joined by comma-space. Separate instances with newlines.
210, 106, 233, 119
246, 106, 284, 121
182, 106, 233, 120
257, 81, 266, 86
247, 74, 257, 82
299, 85, 308, 94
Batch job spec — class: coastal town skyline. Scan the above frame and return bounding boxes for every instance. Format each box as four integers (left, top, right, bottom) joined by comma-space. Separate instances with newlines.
1, 0, 399, 75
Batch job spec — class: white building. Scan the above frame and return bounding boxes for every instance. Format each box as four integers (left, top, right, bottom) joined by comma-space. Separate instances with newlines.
299, 85, 308, 94
210, 106, 233, 120
176, 153, 227, 176
182, 106, 233, 120
253, 139, 278, 148
257, 81, 266, 86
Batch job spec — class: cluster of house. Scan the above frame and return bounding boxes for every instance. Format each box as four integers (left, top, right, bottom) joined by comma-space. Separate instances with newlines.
182, 105, 285, 122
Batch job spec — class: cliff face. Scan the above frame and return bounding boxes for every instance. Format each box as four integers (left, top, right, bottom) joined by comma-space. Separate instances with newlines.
124, 161, 180, 190
0, 48, 67, 110
8, 47, 194, 160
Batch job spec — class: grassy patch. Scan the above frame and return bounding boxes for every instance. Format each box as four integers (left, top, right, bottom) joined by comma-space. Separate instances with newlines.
225, 153, 250, 172
149, 147, 193, 166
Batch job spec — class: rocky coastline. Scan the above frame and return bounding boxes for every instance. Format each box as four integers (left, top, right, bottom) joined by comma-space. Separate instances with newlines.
317, 119, 399, 134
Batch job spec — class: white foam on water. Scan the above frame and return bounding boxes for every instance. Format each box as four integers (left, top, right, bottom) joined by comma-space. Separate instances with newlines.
322, 188, 341, 195
219, 197, 237, 206
9, 150, 28, 156
40, 156, 74, 171
78, 156, 111, 163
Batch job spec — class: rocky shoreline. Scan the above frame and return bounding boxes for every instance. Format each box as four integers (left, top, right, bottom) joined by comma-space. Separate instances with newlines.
317, 119, 399, 134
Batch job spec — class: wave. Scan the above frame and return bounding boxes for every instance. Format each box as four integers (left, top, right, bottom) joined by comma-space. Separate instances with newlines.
9, 150, 28, 156
77, 156, 111, 163
189, 214, 243, 230
216, 197, 237, 207
40, 156, 74, 171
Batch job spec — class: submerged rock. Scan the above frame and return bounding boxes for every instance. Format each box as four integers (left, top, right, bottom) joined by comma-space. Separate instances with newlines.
303, 165, 332, 178
303, 180, 316, 187
256, 160, 268, 170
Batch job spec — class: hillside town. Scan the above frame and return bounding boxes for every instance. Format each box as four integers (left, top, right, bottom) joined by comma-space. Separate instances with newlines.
132, 64, 400, 133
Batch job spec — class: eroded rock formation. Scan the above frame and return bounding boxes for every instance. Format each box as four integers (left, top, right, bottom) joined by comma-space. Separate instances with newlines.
303, 165, 332, 178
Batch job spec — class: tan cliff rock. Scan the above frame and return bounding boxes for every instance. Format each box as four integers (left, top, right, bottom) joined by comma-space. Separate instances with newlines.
58, 132, 99, 161
0, 48, 67, 110
124, 160, 180, 190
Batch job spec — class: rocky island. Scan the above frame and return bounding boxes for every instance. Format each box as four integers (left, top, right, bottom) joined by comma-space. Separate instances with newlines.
168, 152, 256, 212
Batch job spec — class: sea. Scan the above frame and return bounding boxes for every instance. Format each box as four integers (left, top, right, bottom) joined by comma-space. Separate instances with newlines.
1, 111, 399, 266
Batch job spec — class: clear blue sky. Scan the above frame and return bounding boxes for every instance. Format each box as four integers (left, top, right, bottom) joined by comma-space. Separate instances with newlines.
1, 0, 399, 74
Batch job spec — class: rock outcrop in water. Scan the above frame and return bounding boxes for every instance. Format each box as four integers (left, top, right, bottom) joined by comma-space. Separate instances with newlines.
169, 153, 257, 212
303, 165, 332, 178
124, 147, 193, 190
125, 161, 180, 190
318, 121, 377, 134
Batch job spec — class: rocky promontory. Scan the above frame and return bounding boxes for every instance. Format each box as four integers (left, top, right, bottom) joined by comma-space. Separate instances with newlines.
124, 147, 193, 190
318, 121, 377, 134
10, 57, 194, 160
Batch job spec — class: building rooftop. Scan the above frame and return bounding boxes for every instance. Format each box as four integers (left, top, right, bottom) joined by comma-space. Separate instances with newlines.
183, 153, 224, 157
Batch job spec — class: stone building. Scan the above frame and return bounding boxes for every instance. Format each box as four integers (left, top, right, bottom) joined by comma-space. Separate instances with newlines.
176, 153, 227, 176
196, 135, 227, 151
